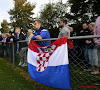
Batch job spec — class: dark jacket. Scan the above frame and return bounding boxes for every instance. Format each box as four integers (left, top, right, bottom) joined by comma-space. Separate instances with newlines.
14, 32, 27, 51
87, 32, 95, 49
70, 32, 76, 43
80, 28, 91, 45
6, 35, 15, 47
0, 35, 2, 41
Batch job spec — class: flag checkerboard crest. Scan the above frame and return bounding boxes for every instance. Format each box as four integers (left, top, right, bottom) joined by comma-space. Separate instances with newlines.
36, 52, 53, 72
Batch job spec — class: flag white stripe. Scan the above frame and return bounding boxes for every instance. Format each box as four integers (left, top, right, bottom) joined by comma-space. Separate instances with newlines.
27, 42, 69, 67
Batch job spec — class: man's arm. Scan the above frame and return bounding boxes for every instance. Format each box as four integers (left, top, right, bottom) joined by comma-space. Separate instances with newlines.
31, 33, 36, 40
35, 30, 48, 40
94, 22, 97, 43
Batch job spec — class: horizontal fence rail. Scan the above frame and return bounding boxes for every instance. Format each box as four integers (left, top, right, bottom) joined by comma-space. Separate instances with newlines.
15, 35, 100, 43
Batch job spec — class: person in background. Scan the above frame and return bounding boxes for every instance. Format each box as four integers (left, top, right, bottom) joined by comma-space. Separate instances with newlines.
19, 29, 33, 67
58, 20, 70, 38
10, 27, 27, 63
6, 31, 15, 61
69, 27, 77, 64
31, 20, 51, 46
0, 35, 3, 57
70, 27, 76, 37
92, 16, 100, 85
2, 33, 7, 43
93, 16, 100, 74
1, 33, 7, 57
80, 23, 91, 70
59, 25, 63, 32
86, 22, 98, 74
27, 29, 34, 44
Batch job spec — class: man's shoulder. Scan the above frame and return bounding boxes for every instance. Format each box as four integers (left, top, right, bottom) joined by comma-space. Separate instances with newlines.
41, 29, 48, 31
62, 26, 70, 32
63, 25, 70, 30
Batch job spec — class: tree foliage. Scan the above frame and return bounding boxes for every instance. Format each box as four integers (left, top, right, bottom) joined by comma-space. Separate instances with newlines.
8, 0, 36, 32
39, 2, 70, 38
0, 20, 10, 33
68, 0, 100, 24
40, 2, 69, 29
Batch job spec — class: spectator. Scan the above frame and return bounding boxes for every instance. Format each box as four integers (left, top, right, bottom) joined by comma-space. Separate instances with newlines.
69, 27, 77, 64
19, 29, 33, 67
1, 33, 7, 57
93, 16, 100, 74
0, 35, 3, 42
0, 35, 3, 57
59, 25, 63, 32
80, 23, 91, 70
31, 20, 51, 46
93, 16, 100, 85
27, 29, 34, 44
10, 27, 27, 63
70, 27, 76, 37
86, 22, 98, 74
2, 33, 7, 43
6, 31, 15, 61
58, 20, 70, 38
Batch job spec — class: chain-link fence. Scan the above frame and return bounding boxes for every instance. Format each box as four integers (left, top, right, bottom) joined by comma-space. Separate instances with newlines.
0, 35, 100, 89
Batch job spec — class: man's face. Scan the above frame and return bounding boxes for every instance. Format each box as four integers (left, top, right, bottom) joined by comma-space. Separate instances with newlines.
2, 34, 5, 38
82, 24, 88, 30
89, 25, 94, 31
15, 28, 20, 34
70, 27, 73, 32
27, 31, 30, 36
60, 21, 64, 27
8, 33, 11, 36
34, 21, 41, 30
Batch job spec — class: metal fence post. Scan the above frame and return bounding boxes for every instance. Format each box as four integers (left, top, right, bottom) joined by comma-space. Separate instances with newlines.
12, 42, 15, 67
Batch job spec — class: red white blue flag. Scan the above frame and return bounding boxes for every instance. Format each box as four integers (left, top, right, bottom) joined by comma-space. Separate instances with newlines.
27, 37, 73, 89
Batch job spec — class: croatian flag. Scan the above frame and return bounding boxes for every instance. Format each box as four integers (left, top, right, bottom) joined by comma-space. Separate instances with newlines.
27, 37, 73, 89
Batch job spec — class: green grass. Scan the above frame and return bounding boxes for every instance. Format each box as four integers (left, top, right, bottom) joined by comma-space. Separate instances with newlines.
2, 56, 100, 90
1, 57, 64, 90
69, 64, 100, 90
0, 58, 40, 90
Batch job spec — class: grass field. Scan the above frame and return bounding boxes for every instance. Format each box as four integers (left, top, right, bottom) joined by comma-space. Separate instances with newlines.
0, 58, 40, 90
1, 57, 100, 90
0, 57, 64, 90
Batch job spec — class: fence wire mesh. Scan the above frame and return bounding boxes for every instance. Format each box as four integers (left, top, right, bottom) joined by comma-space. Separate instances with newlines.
0, 36, 100, 90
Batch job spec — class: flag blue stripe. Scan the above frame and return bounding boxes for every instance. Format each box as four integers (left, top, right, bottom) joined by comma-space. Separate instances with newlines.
28, 63, 71, 89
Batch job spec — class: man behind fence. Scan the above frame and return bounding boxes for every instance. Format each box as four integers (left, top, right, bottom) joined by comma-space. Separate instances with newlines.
80, 23, 91, 70
93, 16, 100, 85
1, 33, 7, 57
58, 20, 70, 38
31, 20, 51, 46
10, 27, 27, 62
18, 29, 34, 67
0, 35, 2, 57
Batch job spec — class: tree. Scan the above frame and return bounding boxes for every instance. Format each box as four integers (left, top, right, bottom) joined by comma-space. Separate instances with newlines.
68, 0, 100, 24
40, 2, 70, 29
39, 2, 69, 37
0, 20, 10, 33
8, 0, 36, 32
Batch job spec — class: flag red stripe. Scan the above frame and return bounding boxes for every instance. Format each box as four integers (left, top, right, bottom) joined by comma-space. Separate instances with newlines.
76, 86, 99, 88
28, 37, 73, 53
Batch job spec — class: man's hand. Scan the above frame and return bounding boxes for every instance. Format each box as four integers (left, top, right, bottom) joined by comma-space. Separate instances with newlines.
86, 40, 91, 44
80, 30, 84, 33
10, 38, 13, 42
35, 35, 42, 40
